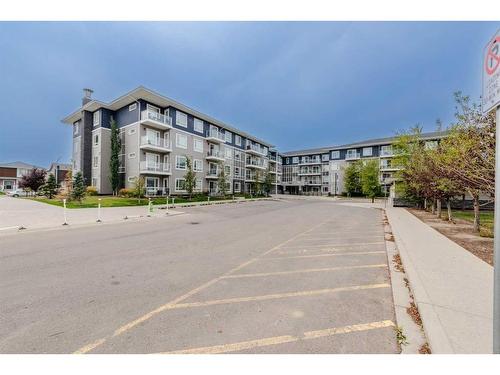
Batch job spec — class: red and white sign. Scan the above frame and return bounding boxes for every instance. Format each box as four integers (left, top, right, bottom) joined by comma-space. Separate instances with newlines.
483, 29, 500, 113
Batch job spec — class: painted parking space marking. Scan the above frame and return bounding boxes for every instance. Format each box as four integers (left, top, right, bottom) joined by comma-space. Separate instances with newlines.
275, 242, 385, 249
222, 264, 387, 279
263, 250, 385, 260
159, 320, 395, 354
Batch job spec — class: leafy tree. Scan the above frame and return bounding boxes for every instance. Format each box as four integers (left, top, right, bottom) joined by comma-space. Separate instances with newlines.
18, 168, 47, 194
343, 161, 362, 196
71, 171, 86, 202
360, 160, 381, 203
132, 176, 145, 202
41, 174, 58, 199
109, 117, 122, 195
263, 164, 274, 196
217, 161, 228, 197
184, 156, 196, 199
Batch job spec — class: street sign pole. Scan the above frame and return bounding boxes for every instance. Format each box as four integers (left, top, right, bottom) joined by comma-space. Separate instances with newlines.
495, 105, 500, 354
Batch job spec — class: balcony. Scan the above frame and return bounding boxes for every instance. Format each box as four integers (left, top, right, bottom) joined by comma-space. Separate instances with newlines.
298, 169, 321, 175
145, 187, 169, 196
206, 169, 220, 179
139, 161, 171, 175
246, 158, 267, 170
380, 148, 394, 157
245, 143, 266, 156
206, 149, 225, 162
345, 151, 361, 160
299, 158, 321, 165
303, 180, 322, 186
269, 155, 277, 162
140, 110, 172, 130
139, 136, 172, 153
205, 128, 225, 143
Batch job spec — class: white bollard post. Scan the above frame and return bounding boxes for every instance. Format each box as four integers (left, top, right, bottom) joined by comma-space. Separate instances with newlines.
208, 196, 210, 204
97, 198, 102, 222
166, 196, 169, 215
62, 199, 68, 225
172, 197, 175, 208
147, 197, 152, 217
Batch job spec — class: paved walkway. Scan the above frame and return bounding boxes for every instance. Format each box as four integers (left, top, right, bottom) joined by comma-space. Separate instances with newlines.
386, 207, 493, 353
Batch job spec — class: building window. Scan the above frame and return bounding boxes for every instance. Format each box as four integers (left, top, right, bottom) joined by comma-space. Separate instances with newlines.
176, 155, 187, 170
225, 131, 232, 143
194, 178, 203, 191
129, 103, 137, 111
176, 111, 188, 127
93, 134, 99, 146
194, 118, 204, 133
128, 128, 136, 135
234, 181, 241, 193
73, 122, 79, 135
176, 133, 187, 149
425, 141, 438, 150
363, 147, 373, 156
322, 154, 329, 161
292, 157, 299, 164
93, 156, 99, 168
234, 166, 240, 177
93, 111, 100, 127
235, 135, 242, 146
235, 151, 241, 160
193, 138, 203, 153
331, 163, 339, 171
331, 150, 340, 159
380, 145, 393, 156
127, 176, 136, 183
128, 153, 136, 158
225, 148, 232, 159
175, 178, 186, 192
147, 104, 160, 113
224, 165, 231, 175
193, 159, 203, 172
92, 178, 98, 187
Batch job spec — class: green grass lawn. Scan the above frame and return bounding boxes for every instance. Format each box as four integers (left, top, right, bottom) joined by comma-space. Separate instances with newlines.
451, 210, 494, 237
28, 194, 254, 209
0, 191, 5, 195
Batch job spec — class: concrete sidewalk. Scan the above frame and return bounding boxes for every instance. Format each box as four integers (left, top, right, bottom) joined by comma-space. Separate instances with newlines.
386, 207, 493, 353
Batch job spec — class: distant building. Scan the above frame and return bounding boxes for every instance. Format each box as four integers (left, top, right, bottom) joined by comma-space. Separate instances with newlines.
0, 161, 45, 192
47, 162, 72, 187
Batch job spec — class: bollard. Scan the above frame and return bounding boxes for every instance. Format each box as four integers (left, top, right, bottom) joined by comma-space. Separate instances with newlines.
96, 198, 102, 222
208, 196, 210, 204
166, 196, 169, 215
62, 199, 68, 225
172, 197, 175, 208
147, 198, 152, 217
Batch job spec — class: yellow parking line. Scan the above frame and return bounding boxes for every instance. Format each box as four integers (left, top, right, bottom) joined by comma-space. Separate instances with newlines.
159, 320, 395, 354
73, 218, 332, 354
169, 283, 390, 310
264, 250, 385, 260
221, 264, 387, 279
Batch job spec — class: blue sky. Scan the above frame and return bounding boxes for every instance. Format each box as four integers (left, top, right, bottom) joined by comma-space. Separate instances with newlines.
0, 21, 498, 166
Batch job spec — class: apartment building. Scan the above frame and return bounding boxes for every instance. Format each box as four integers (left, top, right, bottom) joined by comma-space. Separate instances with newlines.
281, 131, 446, 196
62, 87, 277, 196
0, 161, 44, 192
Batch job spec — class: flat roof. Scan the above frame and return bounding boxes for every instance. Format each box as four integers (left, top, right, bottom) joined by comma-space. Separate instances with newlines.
62, 86, 274, 148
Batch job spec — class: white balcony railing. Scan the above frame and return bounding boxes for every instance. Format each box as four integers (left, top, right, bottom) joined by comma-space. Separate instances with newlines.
141, 110, 172, 127
246, 158, 267, 168
145, 187, 169, 196
207, 150, 224, 159
206, 128, 225, 142
139, 161, 171, 173
380, 147, 394, 157
345, 151, 361, 160
140, 136, 171, 150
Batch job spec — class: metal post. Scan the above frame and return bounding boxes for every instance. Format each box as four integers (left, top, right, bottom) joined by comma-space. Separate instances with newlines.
147, 197, 152, 217
166, 196, 169, 215
97, 198, 102, 222
208, 196, 210, 204
494, 106, 500, 353
62, 199, 68, 225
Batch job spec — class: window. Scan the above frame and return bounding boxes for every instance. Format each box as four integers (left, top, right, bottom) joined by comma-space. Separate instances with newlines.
128, 153, 136, 158
234, 181, 241, 193
193, 138, 203, 153
93, 156, 99, 168
234, 167, 240, 177
128, 128, 136, 135
176, 111, 188, 127
225, 148, 232, 159
147, 104, 160, 113
93, 111, 100, 127
73, 122, 79, 135
292, 157, 299, 164
235, 135, 242, 146
322, 154, 329, 161
331, 163, 339, 171
225, 131, 232, 143
176, 133, 187, 149
331, 150, 340, 159
380, 145, 393, 156
127, 176, 136, 183
194, 118, 204, 133
363, 147, 373, 156
224, 165, 231, 175
93, 134, 99, 146
129, 103, 137, 111
92, 178, 98, 187
193, 159, 203, 172
425, 141, 438, 150
194, 178, 203, 191
235, 151, 241, 160
176, 155, 187, 170
286, 157, 290, 164
175, 178, 186, 192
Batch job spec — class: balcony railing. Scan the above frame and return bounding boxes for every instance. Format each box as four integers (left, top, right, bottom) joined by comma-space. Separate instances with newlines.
139, 161, 171, 173
140, 110, 172, 127
206, 128, 225, 142
345, 152, 361, 160
380, 148, 394, 157
299, 158, 321, 164
140, 136, 172, 150
246, 143, 266, 155
206, 169, 220, 178
145, 187, 169, 196
206, 150, 224, 159
246, 158, 267, 168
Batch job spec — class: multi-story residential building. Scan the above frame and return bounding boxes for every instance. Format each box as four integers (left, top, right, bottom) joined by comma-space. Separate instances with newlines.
0, 161, 44, 192
62, 87, 274, 196
280, 131, 447, 196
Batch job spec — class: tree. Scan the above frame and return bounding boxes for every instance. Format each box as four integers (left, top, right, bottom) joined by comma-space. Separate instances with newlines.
184, 156, 196, 199
71, 171, 86, 202
41, 174, 58, 199
343, 161, 362, 196
18, 168, 47, 194
109, 117, 122, 195
360, 160, 381, 203
217, 161, 228, 197
263, 164, 274, 196
132, 176, 145, 202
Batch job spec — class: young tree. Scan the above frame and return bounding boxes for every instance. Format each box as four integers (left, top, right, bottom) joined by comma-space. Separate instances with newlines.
109, 117, 122, 195
263, 165, 274, 196
217, 161, 228, 197
71, 171, 86, 202
18, 168, 47, 194
343, 161, 362, 196
360, 160, 381, 203
184, 156, 196, 199
132, 176, 145, 202
41, 174, 58, 199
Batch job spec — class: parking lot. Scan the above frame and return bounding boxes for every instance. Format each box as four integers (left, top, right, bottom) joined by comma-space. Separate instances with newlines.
0, 199, 397, 354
